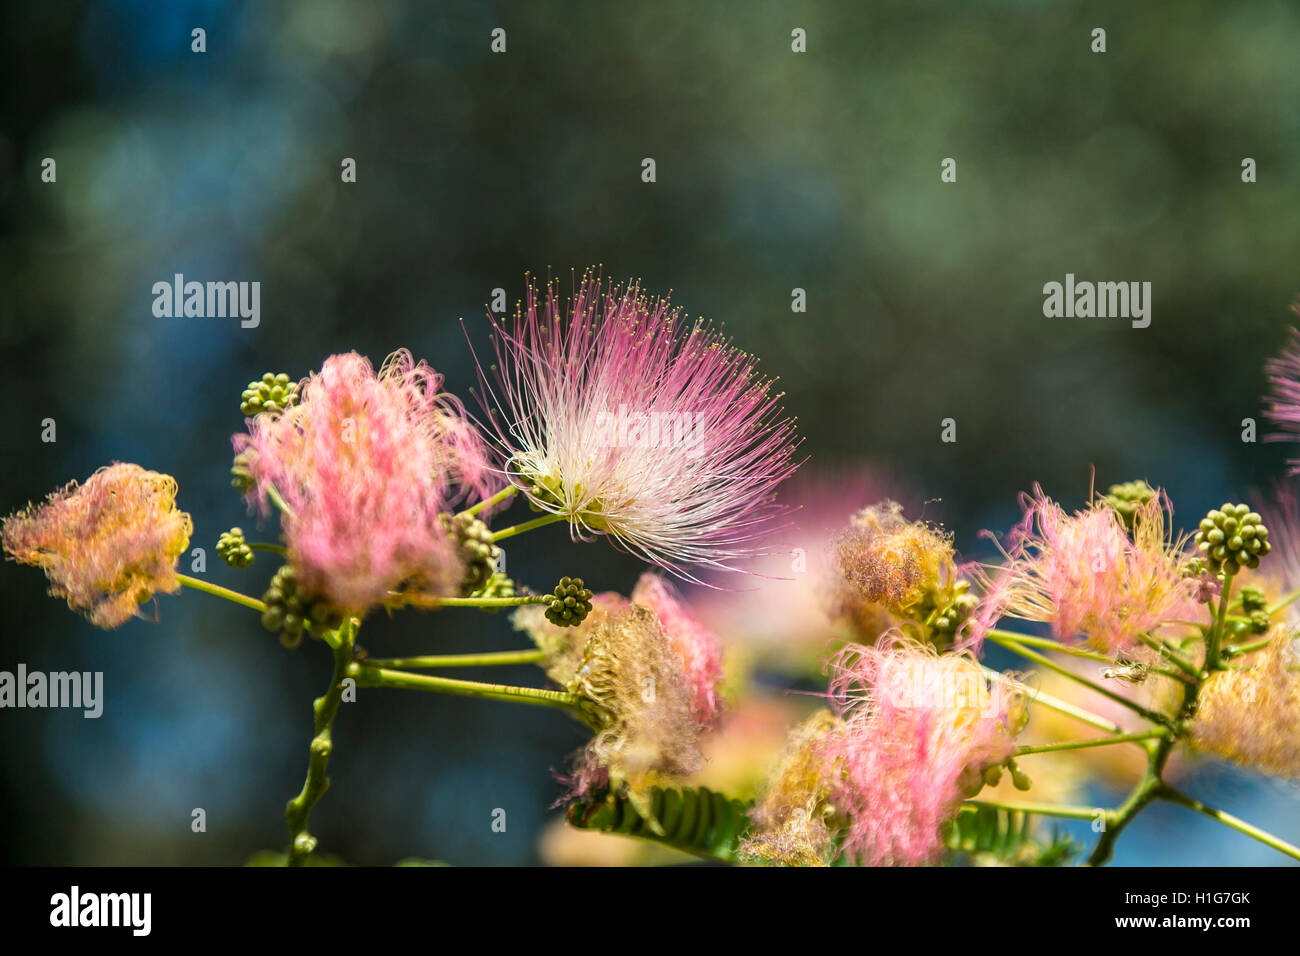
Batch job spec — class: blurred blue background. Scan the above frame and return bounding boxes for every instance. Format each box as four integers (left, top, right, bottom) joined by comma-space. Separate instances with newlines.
1, 0, 1298, 864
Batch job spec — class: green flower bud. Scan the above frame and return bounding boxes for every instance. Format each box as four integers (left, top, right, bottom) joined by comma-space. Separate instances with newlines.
240, 372, 298, 417
473, 571, 516, 603
261, 565, 341, 645
1193, 504, 1270, 574
216, 527, 255, 569
1101, 480, 1156, 531
441, 512, 505, 595
545, 576, 594, 627
1237, 585, 1268, 614
230, 450, 255, 493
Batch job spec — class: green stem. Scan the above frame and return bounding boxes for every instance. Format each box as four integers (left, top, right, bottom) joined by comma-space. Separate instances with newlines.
1222, 634, 1275, 659
963, 799, 1104, 822
490, 513, 565, 542
1137, 634, 1200, 677
459, 485, 519, 518
1086, 753, 1162, 866
1014, 729, 1170, 756
364, 649, 548, 669
1206, 573, 1235, 673
249, 542, 287, 555
433, 595, 550, 609
1088, 630, 1209, 865
285, 619, 357, 866
1267, 584, 1300, 616
986, 631, 1173, 728
988, 631, 1116, 664
177, 573, 266, 613
981, 666, 1123, 734
397, 594, 551, 610
994, 629, 1189, 680
356, 665, 590, 720
1159, 785, 1300, 861
267, 483, 295, 519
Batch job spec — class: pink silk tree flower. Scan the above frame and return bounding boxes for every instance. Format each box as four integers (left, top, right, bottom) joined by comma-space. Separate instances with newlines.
821, 638, 1026, 867
631, 573, 724, 726
3, 463, 193, 629
233, 350, 499, 614
475, 272, 802, 582
1264, 320, 1300, 472
1256, 489, 1300, 611
974, 486, 1200, 656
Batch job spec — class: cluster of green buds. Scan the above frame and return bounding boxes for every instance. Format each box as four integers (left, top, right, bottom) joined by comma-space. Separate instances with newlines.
927, 581, 978, 639
261, 565, 341, 648
231, 450, 254, 493
910, 579, 978, 650
1231, 585, 1272, 636
241, 372, 298, 417
472, 571, 516, 601
1101, 479, 1156, 531
1194, 504, 1270, 575
216, 527, 255, 569
545, 577, 594, 627
441, 512, 503, 595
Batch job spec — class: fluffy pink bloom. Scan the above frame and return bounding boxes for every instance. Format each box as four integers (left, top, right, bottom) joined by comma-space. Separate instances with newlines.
1264, 320, 1300, 471
971, 486, 1200, 655
3, 463, 193, 629
234, 350, 499, 612
631, 573, 724, 725
1257, 487, 1300, 607
475, 272, 802, 581
821, 639, 1025, 866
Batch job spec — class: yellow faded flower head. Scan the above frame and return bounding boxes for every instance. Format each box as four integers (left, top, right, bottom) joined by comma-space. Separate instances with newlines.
569, 604, 706, 794
3, 463, 193, 629
740, 708, 841, 867
830, 500, 957, 625
1192, 628, 1300, 780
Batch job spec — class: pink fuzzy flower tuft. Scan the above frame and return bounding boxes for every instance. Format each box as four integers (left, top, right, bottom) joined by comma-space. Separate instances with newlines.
3, 463, 193, 629
1257, 488, 1300, 605
971, 486, 1199, 655
475, 272, 802, 581
821, 639, 1025, 866
631, 573, 724, 725
1264, 320, 1300, 472
233, 350, 499, 613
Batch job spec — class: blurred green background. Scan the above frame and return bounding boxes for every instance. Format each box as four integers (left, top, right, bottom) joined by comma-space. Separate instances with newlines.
1, 0, 1298, 864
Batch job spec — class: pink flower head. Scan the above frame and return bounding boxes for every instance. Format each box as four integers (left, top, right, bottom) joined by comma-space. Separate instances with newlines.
233, 350, 499, 613
1257, 487, 1300, 606
475, 271, 802, 582
3, 463, 193, 629
631, 573, 724, 725
821, 639, 1025, 866
972, 486, 1199, 655
1264, 320, 1300, 471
